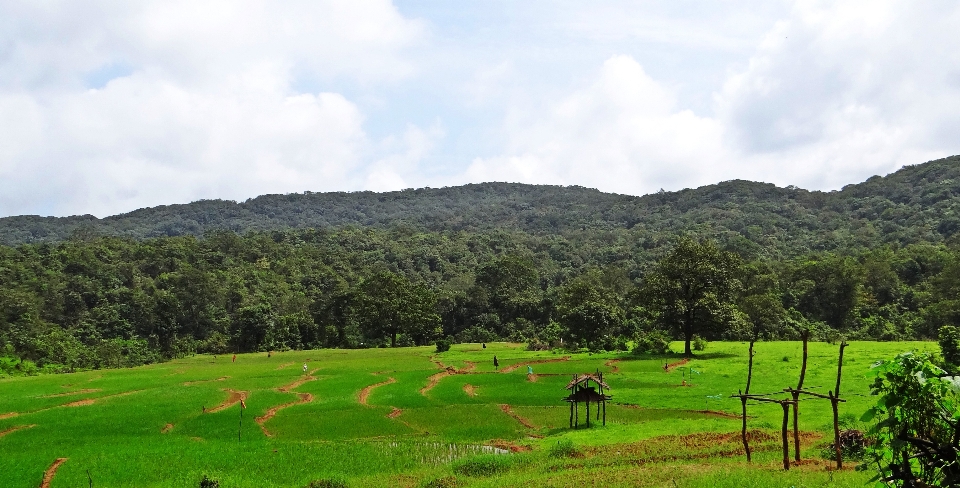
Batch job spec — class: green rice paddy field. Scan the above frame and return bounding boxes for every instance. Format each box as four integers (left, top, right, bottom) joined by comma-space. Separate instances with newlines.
0, 341, 937, 487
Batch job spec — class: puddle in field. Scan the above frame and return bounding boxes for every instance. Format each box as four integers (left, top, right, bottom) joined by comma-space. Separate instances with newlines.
372, 441, 510, 464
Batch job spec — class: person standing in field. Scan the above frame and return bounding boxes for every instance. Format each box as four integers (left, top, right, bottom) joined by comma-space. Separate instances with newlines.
232, 354, 236, 363
302, 363, 308, 373
493, 356, 499, 370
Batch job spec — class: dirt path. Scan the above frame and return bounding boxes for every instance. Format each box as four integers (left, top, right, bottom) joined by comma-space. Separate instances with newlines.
0, 412, 18, 420
161, 423, 174, 434
276, 362, 295, 370
387, 407, 403, 419
463, 384, 477, 396
0, 424, 35, 438
279, 368, 320, 392
420, 369, 454, 395
207, 389, 248, 413
665, 358, 690, 372
40, 458, 68, 488
605, 359, 621, 373
41, 388, 101, 398
183, 377, 229, 386
63, 399, 95, 407
500, 356, 570, 373
255, 393, 313, 436
499, 404, 537, 429
358, 376, 396, 405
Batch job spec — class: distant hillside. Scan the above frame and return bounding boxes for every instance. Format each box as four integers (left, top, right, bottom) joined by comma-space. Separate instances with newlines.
2, 155, 959, 257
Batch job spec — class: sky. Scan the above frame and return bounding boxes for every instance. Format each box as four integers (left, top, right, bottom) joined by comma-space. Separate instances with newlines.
1, 1, 959, 218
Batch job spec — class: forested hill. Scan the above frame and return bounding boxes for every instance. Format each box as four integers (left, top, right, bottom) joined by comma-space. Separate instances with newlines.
2, 155, 959, 256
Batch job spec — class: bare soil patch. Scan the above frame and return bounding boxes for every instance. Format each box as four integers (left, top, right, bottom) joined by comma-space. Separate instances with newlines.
665, 358, 690, 372
526, 373, 538, 382
41, 388, 101, 398
63, 399, 95, 407
420, 369, 454, 395
358, 376, 396, 405
499, 404, 537, 429
276, 362, 295, 370
182, 377, 229, 386
279, 368, 320, 392
161, 423, 174, 434
256, 393, 313, 437
207, 389, 248, 413
387, 407, 403, 419
0, 424, 35, 438
488, 439, 532, 452
0, 412, 18, 420
463, 384, 477, 396
605, 359, 621, 373
40, 458, 68, 488
500, 356, 570, 373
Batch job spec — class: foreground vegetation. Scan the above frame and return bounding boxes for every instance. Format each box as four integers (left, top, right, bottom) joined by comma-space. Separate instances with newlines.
0, 341, 937, 487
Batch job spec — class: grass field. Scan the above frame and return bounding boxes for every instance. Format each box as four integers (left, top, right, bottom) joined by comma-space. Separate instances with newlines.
0, 341, 937, 487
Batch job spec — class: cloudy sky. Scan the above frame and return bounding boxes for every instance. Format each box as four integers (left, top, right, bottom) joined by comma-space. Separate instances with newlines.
1, 1, 959, 218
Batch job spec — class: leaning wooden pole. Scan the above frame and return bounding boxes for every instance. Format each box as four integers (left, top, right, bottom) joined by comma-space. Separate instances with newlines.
741, 340, 755, 462
832, 341, 848, 470
792, 331, 809, 462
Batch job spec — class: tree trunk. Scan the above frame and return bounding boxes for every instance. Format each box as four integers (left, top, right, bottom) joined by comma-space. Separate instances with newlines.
391, 331, 397, 348
684, 329, 693, 356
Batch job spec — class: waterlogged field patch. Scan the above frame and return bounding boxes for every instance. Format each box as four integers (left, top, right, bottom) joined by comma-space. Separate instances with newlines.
0, 341, 936, 487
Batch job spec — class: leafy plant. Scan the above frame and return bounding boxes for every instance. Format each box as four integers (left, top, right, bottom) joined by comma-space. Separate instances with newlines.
304, 478, 348, 488
548, 439, 581, 458
860, 352, 960, 486
451, 454, 513, 476
938, 325, 960, 371
692, 335, 707, 351
199, 475, 219, 488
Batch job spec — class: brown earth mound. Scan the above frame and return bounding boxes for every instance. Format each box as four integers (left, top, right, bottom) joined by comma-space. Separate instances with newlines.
161, 423, 174, 434
359, 377, 396, 405
463, 384, 477, 396
256, 393, 313, 436
500, 356, 570, 373
279, 368, 320, 392
0, 424, 35, 438
605, 359, 621, 373
41, 388, 102, 398
40, 458, 68, 488
488, 439, 532, 452
499, 404, 536, 429
207, 389, 247, 413
665, 358, 690, 372
387, 407, 403, 419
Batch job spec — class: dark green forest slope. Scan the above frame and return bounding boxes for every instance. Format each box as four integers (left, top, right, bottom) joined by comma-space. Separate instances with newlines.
4, 155, 960, 258
2, 156, 960, 375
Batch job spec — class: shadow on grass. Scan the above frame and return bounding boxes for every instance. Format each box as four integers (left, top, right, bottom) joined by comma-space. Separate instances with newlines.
608, 351, 738, 362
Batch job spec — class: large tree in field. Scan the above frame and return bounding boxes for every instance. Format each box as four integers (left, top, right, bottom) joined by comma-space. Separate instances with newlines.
355, 271, 441, 347
641, 237, 743, 356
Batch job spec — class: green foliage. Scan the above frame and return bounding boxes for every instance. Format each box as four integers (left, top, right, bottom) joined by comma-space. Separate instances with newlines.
435, 338, 452, 353
420, 476, 463, 488
199, 475, 220, 488
938, 325, 960, 370
451, 454, 514, 477
304, 478, 349, 488
548, 439, 581, 458
632, 330, 672, 355
692, 335, 707, 351
861, 352, 960, 487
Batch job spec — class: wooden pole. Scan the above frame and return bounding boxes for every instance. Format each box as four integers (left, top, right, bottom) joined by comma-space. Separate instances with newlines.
780, 402, 791, 470
586, 396, 590, 427
602, 399, 606, 426
833, 341, 848, 470
569, 401, 574, 428
741, 340, 755, 462
792, 331, 809, 462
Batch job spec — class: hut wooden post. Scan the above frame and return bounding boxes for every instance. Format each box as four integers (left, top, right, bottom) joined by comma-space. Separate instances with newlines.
780, 401, 791, 470
832, 341, 848, 470
792, 331, 809, 462
569, 400, 574, 428
586, 395, 590, 427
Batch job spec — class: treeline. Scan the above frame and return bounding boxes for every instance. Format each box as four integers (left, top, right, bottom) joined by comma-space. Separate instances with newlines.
2, 227, 959, 374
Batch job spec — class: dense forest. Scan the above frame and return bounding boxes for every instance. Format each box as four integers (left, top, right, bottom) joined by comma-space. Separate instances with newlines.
2, 156, 960, 374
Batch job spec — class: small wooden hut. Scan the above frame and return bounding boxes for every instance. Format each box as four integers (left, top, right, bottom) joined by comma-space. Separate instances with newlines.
564, 372, 611, 428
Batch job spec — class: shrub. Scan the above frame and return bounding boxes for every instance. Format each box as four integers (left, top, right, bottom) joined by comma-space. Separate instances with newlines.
548, 439, 581, 458
451, 454, 512, 477
304, 478, 348, 488
938, 325, 960, 369
525, 340, 549, 351
421, 476, 463, 488
199, 475, 219, 488
692, 335, 707, 351
632, 330, 671, 355
435, 338, 452, 353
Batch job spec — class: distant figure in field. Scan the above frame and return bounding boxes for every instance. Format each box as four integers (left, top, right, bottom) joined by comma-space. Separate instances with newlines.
482, 343, 486, 349
493, 356, 499, 370
302, 363, 308, 373
232, 354, 237, 363
527, 365, 533, 375
268, 351, 272, 358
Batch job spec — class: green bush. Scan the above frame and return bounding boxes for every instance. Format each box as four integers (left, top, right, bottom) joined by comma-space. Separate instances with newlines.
199, 475, 219, 488
421, 476, 463, 488
304, 478, 348, 488
435, 338, 452, 353
451, 454, 513, 477
548, 439, 581, 458
938, 325, 960, 369
692, 335, 707, 351
632, 330, 671, 355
